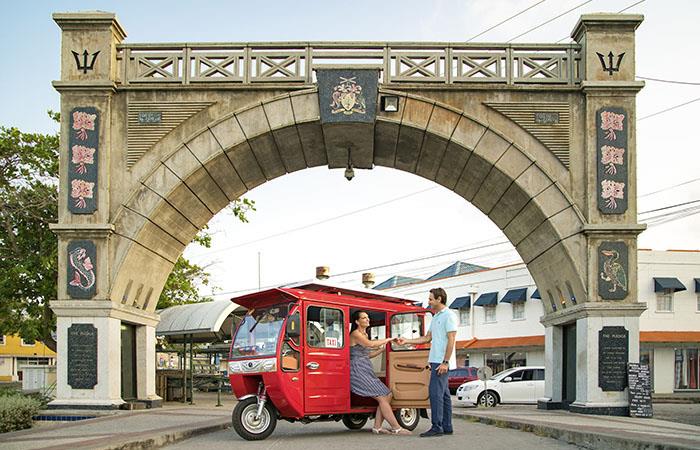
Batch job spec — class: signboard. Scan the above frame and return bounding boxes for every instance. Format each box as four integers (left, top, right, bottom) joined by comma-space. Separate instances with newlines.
68, 107, 99, 214
316, 69, 379, 124
596, 107, 628, 214
67, 324, 98, 389
598, 326, 628, 391
628, 363, 653, 418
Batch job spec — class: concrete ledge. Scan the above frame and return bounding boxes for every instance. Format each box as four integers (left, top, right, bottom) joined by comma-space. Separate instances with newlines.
453, 409, 700, 450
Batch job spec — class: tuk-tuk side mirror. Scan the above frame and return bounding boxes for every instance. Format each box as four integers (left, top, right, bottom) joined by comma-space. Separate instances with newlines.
286, 312, 300, 338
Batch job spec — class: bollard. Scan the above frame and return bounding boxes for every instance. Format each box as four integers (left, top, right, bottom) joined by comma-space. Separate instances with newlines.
216, 378, 223, 407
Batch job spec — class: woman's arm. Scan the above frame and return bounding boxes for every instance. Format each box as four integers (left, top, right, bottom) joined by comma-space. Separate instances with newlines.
369, 345, 386, 358
350, 330, 393, 348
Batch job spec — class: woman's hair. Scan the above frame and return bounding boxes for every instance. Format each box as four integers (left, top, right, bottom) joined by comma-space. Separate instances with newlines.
350, 310, 369, 334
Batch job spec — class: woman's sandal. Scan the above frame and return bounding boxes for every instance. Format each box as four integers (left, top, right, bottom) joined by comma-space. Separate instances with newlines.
372, 428, 389, 434
388, 428, 412, 435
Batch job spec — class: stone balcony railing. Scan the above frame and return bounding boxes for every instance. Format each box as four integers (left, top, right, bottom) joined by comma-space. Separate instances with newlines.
115, 42, 582, 87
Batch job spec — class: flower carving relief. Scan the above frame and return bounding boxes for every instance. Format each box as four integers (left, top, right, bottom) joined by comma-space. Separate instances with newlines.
72, 111, 96, 141
601, 179, 625, 210
600, 111, 625, 141
71, 179, 95, 209
600, 145, 625, 175
71, 145, 95, 174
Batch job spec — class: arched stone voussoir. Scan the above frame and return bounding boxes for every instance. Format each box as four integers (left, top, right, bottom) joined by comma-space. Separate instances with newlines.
225, 140, 267, 190
514, 206, 580, 264
471, 146, 533, 214
424, 103, 462, 141
453, 129, 512, 202
110, 235, 175, 312
374, 119, 401, 169
289, 89, 320, 124
162, 150, 229, 215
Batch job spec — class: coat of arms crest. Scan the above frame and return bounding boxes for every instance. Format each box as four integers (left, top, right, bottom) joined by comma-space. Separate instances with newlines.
330, 76, 366, 115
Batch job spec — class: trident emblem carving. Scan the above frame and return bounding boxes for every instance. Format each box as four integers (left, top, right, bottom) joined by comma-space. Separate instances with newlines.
72, 50, 100, 74
596, 51, 625, 76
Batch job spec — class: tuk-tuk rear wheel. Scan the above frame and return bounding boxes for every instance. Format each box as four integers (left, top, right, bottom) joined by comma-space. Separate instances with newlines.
342, 414, 368, 430
232, 397, 277, 441
394, 408, 420, 430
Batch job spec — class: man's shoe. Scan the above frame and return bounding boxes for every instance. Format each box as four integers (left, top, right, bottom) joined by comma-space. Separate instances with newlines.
419, 429, 443, 437
443, 430, 453, 435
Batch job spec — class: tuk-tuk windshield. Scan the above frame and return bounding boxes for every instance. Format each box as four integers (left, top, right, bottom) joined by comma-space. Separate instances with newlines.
230, 304, 288, 359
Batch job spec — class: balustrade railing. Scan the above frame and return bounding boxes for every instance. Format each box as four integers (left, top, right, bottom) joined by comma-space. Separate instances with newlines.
116, 42, 581, 86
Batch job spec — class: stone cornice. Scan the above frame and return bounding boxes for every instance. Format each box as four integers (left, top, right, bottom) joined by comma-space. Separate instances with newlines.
52, 81, 118, 94
50, 223, 115, 239
53, 12, 127, 41
582, 223, 647, 237
50, 300, 160, 326
571, 14, 644, 42
541, 302, 647, 326
581, 81, 645, 94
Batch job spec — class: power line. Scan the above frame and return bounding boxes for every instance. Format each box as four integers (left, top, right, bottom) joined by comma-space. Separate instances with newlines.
466, 0, 547, 42
556, 0, 646, 42
638, 97, 700, 121
638, 198, 700, 215
639, 177, 700, 198
637, 76, 700, 86
187, 186, 438, 258
507, 0, 592, 43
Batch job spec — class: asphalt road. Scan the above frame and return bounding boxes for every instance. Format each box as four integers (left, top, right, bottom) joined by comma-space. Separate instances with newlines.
165, 415, 584, 449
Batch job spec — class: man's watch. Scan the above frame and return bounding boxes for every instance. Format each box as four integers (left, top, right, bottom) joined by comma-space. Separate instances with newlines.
442, 360, 449, 365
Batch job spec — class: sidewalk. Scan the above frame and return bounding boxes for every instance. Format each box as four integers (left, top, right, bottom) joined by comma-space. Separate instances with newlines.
0, 394, 234, 450
452, 405, 700, 450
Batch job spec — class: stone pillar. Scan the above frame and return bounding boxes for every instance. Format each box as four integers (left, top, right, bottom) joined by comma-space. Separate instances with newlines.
136, 325, 162, 406
537, 14, 647, 416
540, 325, 563, 407
49, 12, 163, 409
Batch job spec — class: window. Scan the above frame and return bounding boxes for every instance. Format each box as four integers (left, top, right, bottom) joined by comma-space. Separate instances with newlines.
459, 308, 470, 326
0, 335, 4, 345
697, 294, 700, 312
512, 302, 525, 320
306, 306, 344, 348
484, 306, 496, 323
533, 369, 545, 380
390, 312, 424, 351
20, 339, 35, 347
657, 289, 674, 312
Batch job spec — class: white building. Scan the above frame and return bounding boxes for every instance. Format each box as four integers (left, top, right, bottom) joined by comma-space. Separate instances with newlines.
379, 250, 700, 394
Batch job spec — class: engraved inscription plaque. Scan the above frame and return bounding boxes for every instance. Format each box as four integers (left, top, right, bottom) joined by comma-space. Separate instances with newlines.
138, 111, 162, 124
67, 324, 98, 389
599, 326, 628, 391
534, 111, 560, 124
628, 363, 653, 418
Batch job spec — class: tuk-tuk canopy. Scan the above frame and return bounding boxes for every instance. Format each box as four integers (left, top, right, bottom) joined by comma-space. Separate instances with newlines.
231, 280, 424, 312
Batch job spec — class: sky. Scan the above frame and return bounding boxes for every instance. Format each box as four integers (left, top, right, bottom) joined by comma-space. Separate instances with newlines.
2, 0, 699, 300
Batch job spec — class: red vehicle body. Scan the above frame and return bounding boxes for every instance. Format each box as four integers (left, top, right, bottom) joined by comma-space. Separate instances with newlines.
227, 282, 431, 440
448, 367, 478, 394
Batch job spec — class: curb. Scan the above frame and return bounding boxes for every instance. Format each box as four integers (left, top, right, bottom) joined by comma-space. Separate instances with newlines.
95, 420, 230, 450
453, 411, 698, 450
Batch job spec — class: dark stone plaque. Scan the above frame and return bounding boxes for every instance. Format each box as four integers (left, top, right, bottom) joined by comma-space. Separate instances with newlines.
68, 107, 99, 214
534, 111, 559, 124
67, 324, 98, 389
599, 326, 629, 391
598, 241, 629, 300
138, 111, 162, 124
596, 107, 628, 214
316, 69, 378, 124
628, 363, 653, 418
67, 240, 97, 299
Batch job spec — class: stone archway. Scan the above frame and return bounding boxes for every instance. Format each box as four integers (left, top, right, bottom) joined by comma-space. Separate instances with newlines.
50, 12, 646, 414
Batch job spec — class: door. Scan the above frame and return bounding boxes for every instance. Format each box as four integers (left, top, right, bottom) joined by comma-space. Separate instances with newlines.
388, 312, 430, 408
500, 369, 535, 403
303, 305, 348, 413
562, 323, 577, 407
120, 323, 137, 400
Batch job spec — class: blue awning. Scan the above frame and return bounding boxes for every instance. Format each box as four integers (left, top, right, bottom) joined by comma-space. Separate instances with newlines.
473, 292, 498, 307
531, 289, 541, 299
501, 288, 528, 304
695, 278, 700, 293
653, 277, 687, 293
449, 296, 471, 309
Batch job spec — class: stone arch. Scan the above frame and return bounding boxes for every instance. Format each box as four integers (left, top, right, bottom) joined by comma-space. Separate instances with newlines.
111, 90, 587, 313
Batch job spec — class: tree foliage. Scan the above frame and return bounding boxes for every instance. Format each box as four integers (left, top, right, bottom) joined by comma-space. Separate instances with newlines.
0, 113, 255, 348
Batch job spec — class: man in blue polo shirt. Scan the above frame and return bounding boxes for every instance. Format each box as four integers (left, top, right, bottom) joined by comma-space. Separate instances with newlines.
397, 287, 457, 437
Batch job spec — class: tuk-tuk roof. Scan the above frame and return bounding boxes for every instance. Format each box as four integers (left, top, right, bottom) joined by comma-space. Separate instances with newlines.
231, 280, 425, 313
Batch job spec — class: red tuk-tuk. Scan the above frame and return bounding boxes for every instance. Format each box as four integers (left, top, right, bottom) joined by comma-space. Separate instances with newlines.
227, 282, 431, 440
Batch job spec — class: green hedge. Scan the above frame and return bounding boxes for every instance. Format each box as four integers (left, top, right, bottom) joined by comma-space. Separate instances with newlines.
0, 395, 41, 433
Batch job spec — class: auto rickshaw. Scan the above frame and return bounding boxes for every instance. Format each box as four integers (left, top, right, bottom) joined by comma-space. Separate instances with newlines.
227, 281, 432, 440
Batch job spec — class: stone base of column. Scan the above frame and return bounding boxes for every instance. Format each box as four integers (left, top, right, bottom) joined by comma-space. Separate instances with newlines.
47, 399, 124, 410
569, 401, 629, 416
537, 398, 565, 410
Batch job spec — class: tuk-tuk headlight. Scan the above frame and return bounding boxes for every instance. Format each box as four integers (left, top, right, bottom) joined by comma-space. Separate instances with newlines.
228, 358, 277, 374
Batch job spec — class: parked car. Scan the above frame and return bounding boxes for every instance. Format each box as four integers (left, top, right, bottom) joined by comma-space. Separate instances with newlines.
456, 366, 545, 407
448, 367, 478, 394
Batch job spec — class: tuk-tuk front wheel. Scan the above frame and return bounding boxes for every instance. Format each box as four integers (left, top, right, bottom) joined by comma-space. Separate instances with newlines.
232, 397, 277, 441
342, 414, 368, 430
394, 408, 420, 430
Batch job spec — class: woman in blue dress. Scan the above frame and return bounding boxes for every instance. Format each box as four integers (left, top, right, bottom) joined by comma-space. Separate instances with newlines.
349, 310, 412, 435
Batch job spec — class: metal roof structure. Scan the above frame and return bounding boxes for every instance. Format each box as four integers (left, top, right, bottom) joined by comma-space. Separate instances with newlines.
156, 300, 243, 343
427, 261, 488, 281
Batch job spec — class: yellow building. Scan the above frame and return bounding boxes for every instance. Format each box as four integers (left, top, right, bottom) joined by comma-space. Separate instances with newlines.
0, 335, 56, 382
